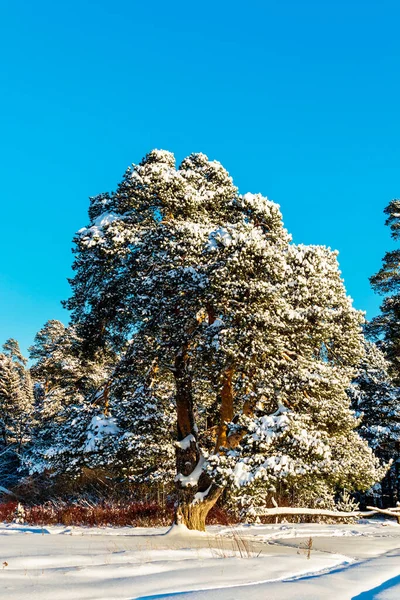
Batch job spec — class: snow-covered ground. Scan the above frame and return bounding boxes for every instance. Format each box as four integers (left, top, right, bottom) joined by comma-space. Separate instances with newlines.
1, 520, 400, 599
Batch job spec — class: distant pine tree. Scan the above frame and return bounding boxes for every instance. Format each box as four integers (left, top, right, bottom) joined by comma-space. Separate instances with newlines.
0, 339, 34, 486
348, 340, 400, 505
25, 321, 115, 476
29, 320, 112, 418
368, 199, 400, 383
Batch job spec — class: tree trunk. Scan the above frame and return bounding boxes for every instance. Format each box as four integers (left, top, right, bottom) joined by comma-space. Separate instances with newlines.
174, 345, 200, 525
215, 366, 234, 450
174, 344, 224, 530
175, 485, 223, 531
175, 346, 195, 441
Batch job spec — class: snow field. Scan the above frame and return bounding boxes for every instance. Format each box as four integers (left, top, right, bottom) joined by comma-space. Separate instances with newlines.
1, 521, 400, 599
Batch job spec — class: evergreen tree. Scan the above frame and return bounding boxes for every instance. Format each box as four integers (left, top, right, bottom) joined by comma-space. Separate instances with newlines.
3, 338, 28, 372
64, 150, 382, 529
368, 199, 400, 383
25, 321, 115, 476
348, 340, 400, 505
29, 320, 111, 419
0, 340, 34, 486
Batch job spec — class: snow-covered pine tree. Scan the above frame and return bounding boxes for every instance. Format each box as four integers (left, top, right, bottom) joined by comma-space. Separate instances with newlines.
65, 150, 382, 529
368, 199, 400, 383
3, 339, 28, 372
0, 340, 34, 486
25, 321, 115, 476
29, 320, 112, 418
0, 339, 34, 449
30, 320, 75, 419
348, 340, 400, 505
0, 355, 26, 449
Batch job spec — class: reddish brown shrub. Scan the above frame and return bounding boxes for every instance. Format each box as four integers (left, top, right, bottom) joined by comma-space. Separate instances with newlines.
0, 501, 174, 527
0, 498, 236, 528
0, 501, 17, 522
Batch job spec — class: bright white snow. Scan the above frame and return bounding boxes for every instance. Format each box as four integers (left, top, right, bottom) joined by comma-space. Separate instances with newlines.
0, 521, 400, 599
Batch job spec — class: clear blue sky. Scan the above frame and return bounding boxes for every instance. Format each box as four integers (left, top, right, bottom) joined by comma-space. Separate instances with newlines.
0, 0, 399, 356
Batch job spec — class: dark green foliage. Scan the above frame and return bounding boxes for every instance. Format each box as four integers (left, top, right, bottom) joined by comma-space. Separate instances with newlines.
348, 341, 400, 505
368, 200, 400, 382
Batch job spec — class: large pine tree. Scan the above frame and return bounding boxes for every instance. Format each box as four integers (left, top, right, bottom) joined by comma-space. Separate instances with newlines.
64, 150, 381, 529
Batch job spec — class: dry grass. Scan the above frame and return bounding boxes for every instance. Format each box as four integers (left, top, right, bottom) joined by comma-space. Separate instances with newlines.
209, 526, 261, 559
297, 536, 313, 559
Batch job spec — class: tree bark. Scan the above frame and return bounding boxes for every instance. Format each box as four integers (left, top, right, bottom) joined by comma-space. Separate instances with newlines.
175, 345, 195, 441
215, 366, 234, 450
174, 344, 224, 530
174, 345, 200, 526
175, 484, 223, 531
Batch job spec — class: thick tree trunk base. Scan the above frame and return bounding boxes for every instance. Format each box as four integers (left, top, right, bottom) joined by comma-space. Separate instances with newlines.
175, 487, 223, 532
176, 504, 209, 532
